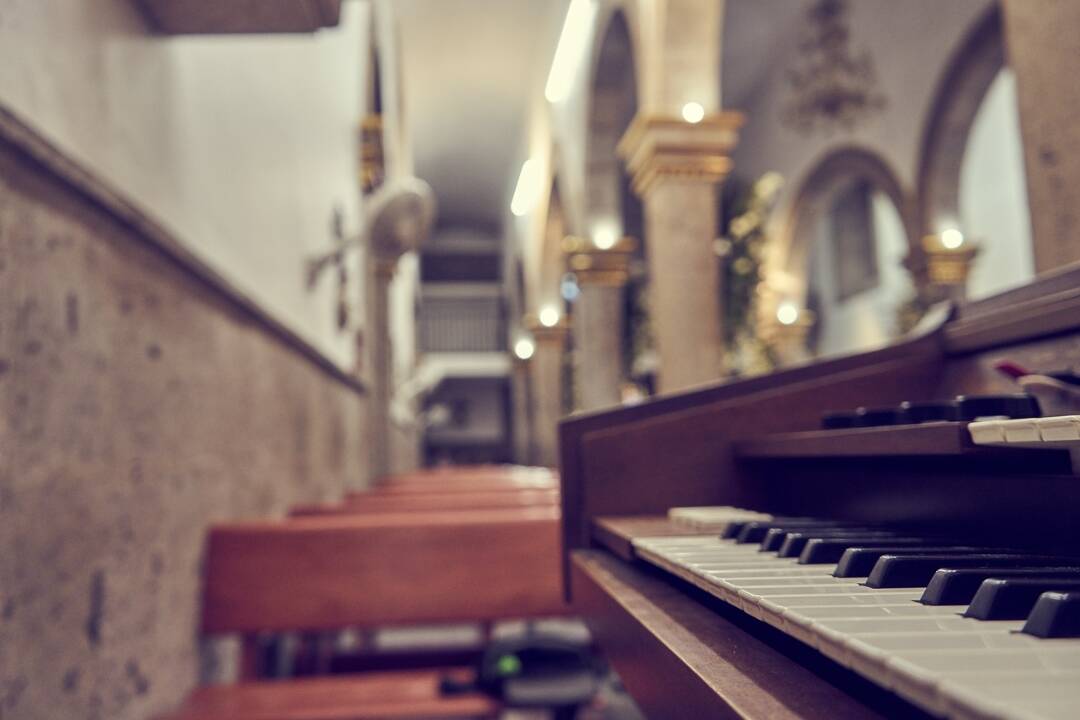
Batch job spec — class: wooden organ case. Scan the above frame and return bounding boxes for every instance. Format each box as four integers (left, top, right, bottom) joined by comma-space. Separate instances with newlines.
558, 268, 1080, 719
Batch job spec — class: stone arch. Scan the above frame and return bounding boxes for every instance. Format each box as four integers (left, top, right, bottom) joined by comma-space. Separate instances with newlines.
538, 176, 567, 312
585, 9, 640, 245
768, 147, 915, 356
916, 5, 1006, 235
780, 146, 915, 292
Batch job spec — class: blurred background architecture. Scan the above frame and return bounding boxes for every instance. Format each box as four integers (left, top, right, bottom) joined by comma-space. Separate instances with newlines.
3, 0, 1079, 718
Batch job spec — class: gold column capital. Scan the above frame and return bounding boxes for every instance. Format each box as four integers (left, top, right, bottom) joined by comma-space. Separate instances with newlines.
617, 112, 744, 197
359, 113, 385, 195
921, 234, 980, 286
523, 314, 569, 343
562, 235, 637, 287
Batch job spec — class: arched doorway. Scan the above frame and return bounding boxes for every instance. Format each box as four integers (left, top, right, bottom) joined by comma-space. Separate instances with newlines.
782, 148, 915, 358
917, 5, 1034, 300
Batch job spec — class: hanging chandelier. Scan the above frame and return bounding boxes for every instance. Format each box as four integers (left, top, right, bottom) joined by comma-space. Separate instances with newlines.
781, 0, 887, 135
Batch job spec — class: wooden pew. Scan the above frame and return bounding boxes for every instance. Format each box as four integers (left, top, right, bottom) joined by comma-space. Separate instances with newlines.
160, 506, 564, 719
161, 671, 497, 719
360, 476, 557, 495
369, 466, 557, 494
203, 507, 565, 633
292, 488, 559, 516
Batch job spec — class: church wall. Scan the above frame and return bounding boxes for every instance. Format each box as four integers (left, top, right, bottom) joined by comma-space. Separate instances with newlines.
0, 93, 366, 720
1000, 0, 1080, 272
0, 0, 370, 369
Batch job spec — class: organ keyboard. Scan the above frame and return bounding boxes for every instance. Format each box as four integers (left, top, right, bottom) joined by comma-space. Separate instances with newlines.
638, 509, 1080, 719
557, 269, 1080, 719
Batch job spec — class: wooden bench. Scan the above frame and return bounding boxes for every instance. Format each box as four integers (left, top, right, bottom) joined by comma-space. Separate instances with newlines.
160, 670, 498, 719
159, 506, 565, 719
368, 466, 557, 494
291, 488, 559, 516
203, 507, 565, 633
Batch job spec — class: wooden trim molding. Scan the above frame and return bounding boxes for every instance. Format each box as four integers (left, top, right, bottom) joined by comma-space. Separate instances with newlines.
0, 103, 365, 395
945, 281, 1080, 353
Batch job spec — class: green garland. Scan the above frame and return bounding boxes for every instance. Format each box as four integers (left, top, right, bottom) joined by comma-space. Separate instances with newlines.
719, 172, 784, 375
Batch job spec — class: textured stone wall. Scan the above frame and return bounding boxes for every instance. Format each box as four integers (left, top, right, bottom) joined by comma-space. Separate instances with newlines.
0, 134, 365, 718
1001, 0, 1080, 272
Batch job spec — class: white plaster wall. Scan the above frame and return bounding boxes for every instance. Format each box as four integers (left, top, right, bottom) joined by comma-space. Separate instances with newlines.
0, 0, 371, 368
959, 69, 1035, 299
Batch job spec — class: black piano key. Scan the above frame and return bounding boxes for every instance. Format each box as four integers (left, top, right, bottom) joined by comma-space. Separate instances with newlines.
759, 525, 888, 553
775, 530, 897, 558
734, 519, 833, 544
898, 400, 959, 424
822, 411, 859, 429
955, 393, 1040, 420
965, 578, 1080, 620
852, 406, 905, 427
1022, 591, 1080, 638
866, 555, 1069, 589
721, 521, 751, 539
920, 567, 1080, 605
721, 521, 749, 539
831, 546, 993, 577
800, 538, 947, 565
722, 516, 821, 540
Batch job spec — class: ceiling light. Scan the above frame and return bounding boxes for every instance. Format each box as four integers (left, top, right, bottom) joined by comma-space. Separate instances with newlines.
941, 228, 964, 250
776, 301, 800, 326
513, 337, 536, 361
545, 0, 596, 103
538, 305, 560, 327
511, 159, 542, 217
681, 102, 705, 124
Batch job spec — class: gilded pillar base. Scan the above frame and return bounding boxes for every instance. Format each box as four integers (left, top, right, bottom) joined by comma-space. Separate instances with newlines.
922, 233, 980, 302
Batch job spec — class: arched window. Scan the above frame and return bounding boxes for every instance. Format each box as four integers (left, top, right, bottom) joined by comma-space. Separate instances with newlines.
785, 148, 914, 357
918, 6, 1033, 299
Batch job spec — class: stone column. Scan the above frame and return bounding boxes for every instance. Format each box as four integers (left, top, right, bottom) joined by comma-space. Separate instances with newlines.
509, 355, 533, 465
525, 316, 568, 468
564, 236, 635, 410
1001, 0, 1080, 272
618, 113, 742, 393
366, 252, 401, 481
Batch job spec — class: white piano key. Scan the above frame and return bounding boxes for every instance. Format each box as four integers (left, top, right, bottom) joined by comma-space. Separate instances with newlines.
1003, 419, 1041, 443
724, 576, 856, 588
939, 673, 1080, 720
791, 603, 967, 621
635, 515, 1080, 720
667, 505, 771, 531
1037, 415, 1080, 442
704, 568, 842, 580
883, 646, 1080, 715
969, 420, 1007, 444
763, 591, 924, 608
817, 616, 1022, 636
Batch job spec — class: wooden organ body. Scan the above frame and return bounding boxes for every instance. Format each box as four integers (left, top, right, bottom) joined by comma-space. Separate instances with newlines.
558, 268, 1080, 719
